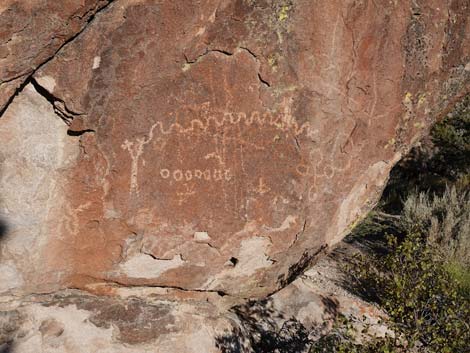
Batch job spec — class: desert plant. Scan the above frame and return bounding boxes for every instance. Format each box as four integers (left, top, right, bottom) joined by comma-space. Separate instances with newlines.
431, 95, 470, 178
326, 96, 470, 352
399, 186, 470, 266
382, 95, 470, 211
349, 231, 470, 353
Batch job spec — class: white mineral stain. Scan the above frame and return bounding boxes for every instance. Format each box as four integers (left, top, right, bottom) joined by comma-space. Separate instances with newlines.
0, 262, 24, 292
121, 253, 185, 278
203, 235, 273, 290
194, 231, 211, 243
263, 215, 297, 232
0, 84, 79, 293
92, 56, 101, 69
236, 237, 274, 276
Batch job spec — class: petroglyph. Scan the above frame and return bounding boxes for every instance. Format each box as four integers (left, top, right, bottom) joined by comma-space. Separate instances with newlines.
121, 123, 159, 195
176, 184, 197, 205
159, 169, 233, 182
255, 177, 271, 194
121, 104, 313, 195
126, 105, 316, 143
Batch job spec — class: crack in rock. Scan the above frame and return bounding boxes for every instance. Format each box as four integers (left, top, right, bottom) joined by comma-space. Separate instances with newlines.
0, 0, 116, 118
86, 277, 230, 298
183, 46, 271, 88
30, 78, 84, 125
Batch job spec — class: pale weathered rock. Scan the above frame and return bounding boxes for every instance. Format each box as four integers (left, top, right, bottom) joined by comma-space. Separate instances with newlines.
0, 0, 470, 351
0, 84, 79, 294
0, 246, 390, 353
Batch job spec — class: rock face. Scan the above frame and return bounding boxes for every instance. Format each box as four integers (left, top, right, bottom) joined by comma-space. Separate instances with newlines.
1, 0, 470, 351
0, 246, 390, 353
1, 0, 470, 326
0, 0, 113, 113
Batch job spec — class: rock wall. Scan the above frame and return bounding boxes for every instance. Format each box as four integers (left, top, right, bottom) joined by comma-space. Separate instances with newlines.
1, 0, 470, 301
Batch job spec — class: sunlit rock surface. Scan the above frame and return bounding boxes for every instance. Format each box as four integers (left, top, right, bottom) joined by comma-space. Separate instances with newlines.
0, 0, 469, 351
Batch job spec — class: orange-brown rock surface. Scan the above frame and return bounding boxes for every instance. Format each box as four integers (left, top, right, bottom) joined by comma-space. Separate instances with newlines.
2, 0, 470, 297
0, 0, 470, 351
0, 0, 112, 113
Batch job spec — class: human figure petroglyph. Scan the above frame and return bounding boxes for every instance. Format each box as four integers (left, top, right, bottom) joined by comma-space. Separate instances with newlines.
204, 152, 225, 166
121, 122, 159, 195
60, 202, 92, 238
176, 184, 196, 205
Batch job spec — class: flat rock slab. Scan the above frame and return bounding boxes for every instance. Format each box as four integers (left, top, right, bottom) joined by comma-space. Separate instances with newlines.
0, 243, 390, 353
0, 0, 470, 300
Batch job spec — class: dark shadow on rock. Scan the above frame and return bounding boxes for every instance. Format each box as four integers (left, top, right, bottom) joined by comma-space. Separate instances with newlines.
332, 224, 396, 304
320, 296, 339, 319
0, 342, 13, 353
0, 311, 22, 351
215, 298, 311, 353
342, 218, 397, 257
277, 246, 327, 288
0, 218, 8, 239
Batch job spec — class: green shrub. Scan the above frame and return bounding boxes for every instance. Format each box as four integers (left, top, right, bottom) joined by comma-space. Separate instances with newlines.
431, 96, 470, 178
445, 261, 470, 298
382, 95, 470, 211
400, 186, 470, 267
349, 184, 470, 352
350, 231, 470, 353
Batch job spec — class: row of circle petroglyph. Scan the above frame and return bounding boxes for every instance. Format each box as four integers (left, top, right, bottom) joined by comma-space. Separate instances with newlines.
160, 168, 233, 182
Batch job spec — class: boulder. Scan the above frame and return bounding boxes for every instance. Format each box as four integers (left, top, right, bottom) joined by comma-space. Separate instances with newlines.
0, 0, 469, 313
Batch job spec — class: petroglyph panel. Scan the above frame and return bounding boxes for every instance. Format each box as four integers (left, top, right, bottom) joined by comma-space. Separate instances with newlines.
3, 0, 468, 300
120, 104, 314, 196
118, 104, 311, 230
